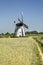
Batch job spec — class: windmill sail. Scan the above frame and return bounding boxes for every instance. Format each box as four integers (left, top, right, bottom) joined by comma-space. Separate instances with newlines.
18, 12, 24, 23
21, 12, 23, 22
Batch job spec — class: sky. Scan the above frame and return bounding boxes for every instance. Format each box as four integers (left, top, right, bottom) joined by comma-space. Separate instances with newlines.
0, 0, 43, 33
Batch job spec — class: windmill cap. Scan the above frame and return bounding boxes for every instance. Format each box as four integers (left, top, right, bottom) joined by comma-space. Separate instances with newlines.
16, 22, 28, 28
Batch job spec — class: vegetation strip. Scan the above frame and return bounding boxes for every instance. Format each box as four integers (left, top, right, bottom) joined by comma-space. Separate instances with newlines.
33, 37, 43, 64
34, 38, 43, 53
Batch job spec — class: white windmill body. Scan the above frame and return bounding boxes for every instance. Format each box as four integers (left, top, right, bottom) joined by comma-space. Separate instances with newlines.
15, 25, 25, 37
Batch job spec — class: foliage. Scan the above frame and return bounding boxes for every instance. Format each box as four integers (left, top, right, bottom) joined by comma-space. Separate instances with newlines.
5, 32, 10, 35
0, 31, 43, 38
25, 31, 38, 34
0, 35, 4, 38
10, 33, 15, 38
0, 32, 15, 38
39, 32, 43, 34
33, 36, 43, 53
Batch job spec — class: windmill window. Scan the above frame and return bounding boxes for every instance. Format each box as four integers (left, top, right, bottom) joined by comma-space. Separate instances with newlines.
20, 32, 21, 33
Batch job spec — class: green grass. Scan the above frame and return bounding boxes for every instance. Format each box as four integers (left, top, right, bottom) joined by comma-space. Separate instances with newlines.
33, 36, 43, 53
0, 37, 42, 65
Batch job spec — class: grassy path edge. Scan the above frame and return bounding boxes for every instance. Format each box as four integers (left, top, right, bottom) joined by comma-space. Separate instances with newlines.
33, 37, 43, 64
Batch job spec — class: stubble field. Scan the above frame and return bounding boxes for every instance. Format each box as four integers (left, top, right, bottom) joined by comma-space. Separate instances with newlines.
0, 37, 42, 65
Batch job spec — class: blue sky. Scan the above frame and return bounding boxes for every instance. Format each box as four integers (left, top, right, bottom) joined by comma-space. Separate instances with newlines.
0, 0, 43, 33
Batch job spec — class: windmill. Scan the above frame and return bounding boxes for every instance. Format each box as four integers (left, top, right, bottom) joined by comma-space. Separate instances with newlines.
18, 12, 23, 23
14, 13, 28, 37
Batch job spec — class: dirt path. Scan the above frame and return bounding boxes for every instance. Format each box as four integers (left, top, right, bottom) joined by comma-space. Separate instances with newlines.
32, 37, 43, 64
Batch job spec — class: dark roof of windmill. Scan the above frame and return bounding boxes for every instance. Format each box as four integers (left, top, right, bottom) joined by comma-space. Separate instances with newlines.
16, 22, 23, 26
16, 22, 28, 28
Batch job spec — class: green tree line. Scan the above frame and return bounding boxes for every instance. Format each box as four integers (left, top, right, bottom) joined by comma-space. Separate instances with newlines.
0, 31, 43, 38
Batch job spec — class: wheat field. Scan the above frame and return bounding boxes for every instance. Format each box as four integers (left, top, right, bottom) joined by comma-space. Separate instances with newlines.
0, 37, 42, 65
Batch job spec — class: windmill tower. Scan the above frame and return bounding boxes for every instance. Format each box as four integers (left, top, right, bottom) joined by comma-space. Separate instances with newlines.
14, 13, 28, 37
